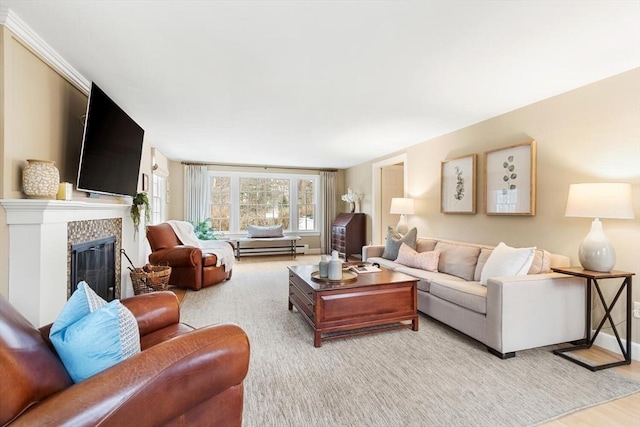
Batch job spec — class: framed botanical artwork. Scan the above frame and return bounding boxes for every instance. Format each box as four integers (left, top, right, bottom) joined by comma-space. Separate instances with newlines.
441, 154, 477, 214
484, 140, 536, 215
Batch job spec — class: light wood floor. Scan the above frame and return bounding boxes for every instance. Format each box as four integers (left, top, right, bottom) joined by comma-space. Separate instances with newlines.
173, 254, 640, 426
541, 348, 640, 426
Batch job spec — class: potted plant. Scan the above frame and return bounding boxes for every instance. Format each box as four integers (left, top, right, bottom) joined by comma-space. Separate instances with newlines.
131, 192, 151, 236
191, 218, 221, 240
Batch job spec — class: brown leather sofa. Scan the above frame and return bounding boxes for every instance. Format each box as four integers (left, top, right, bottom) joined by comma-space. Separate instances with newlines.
0, 291, 250, 426
147, 223, 233, 291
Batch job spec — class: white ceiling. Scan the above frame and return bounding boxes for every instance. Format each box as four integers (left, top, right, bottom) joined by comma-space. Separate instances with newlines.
1, 1, 639, 169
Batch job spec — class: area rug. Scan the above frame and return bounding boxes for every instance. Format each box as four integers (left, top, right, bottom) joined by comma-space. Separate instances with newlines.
180, 269, 640, 427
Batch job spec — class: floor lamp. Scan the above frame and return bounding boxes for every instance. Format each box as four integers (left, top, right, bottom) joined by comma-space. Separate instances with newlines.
564, 183, 634, 272
390, 197, 414, 235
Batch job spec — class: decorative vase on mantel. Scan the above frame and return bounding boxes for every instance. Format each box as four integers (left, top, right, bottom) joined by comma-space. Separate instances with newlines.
22, 159, 60, 199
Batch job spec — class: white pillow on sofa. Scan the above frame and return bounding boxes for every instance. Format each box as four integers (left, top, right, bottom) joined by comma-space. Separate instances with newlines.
480, 242, 536, 286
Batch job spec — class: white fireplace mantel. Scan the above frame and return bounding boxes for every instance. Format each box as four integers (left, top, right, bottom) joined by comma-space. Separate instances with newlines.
1, 199, 146, 327
2, 199, 130, 223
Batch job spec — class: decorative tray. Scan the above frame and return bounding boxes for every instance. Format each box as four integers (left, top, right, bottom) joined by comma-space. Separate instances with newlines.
310, 269, 358, 284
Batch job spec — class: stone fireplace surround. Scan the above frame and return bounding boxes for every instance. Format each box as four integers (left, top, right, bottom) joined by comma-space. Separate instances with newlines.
1, 199, 147, 327
69, 224, 120, 300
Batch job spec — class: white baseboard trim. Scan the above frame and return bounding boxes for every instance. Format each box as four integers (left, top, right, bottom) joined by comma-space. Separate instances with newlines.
592, 331, 640, 362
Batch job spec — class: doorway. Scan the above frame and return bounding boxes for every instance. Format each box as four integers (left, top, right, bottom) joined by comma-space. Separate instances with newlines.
371, 154, 408, 245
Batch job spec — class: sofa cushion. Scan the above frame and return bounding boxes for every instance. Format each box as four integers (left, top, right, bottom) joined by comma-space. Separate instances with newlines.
395, 243, 440, 272
247, 224, 284, 238
381, 227, 417, 260
480, 242, 536, 286
367, 256, 402, 271
396, 267, 466, 293
528, 249, 552, 274
434, 241, 481, 281
50, 282, 141, 383
416, 238, 438, 253
202, 253, 219, 267
474, 248, 493, 281
429, 279, 487, 314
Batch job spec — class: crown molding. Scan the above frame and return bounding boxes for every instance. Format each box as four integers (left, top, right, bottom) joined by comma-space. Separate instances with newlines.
0, 8, 90, 93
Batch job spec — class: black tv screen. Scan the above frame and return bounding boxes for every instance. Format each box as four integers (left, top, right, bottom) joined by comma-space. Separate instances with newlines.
77, 82, 144, 197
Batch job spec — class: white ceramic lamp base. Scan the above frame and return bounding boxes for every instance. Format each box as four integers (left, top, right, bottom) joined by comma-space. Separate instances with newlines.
578, 218, 616, 272
396, 214, 409, 235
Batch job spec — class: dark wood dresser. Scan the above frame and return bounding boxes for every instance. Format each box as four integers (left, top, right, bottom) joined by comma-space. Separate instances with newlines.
331, 213, 365, 260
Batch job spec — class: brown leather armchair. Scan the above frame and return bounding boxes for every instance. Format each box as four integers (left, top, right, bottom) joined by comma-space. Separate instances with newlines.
146, 223, 233, 291
0, 291, 250, 426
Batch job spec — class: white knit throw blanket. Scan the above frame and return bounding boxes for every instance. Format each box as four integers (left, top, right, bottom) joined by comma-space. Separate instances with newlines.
166, 220, 235, 272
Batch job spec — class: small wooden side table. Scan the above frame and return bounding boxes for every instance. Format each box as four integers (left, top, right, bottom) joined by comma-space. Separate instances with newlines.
551, 267, 634, 371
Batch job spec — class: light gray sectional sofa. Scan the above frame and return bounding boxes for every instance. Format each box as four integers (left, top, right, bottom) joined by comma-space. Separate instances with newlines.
363, 237, 586, 358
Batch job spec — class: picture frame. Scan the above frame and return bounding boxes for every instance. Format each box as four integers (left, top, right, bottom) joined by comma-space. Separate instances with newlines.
142, 173, 149, 192
441, 154, 477, 214
484, 140, 536, 215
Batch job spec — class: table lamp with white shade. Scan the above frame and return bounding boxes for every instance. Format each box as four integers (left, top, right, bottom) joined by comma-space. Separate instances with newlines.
564, 183, 634, 272
390, 197, 414, 235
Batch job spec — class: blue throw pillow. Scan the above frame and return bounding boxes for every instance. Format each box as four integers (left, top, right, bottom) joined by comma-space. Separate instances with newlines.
50, 282, 140, 383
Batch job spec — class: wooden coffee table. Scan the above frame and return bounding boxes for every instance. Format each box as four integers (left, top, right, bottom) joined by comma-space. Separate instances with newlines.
288, 265, 418, 347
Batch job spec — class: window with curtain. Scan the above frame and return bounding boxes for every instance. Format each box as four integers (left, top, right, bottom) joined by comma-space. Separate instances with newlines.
209, 172, 319, 234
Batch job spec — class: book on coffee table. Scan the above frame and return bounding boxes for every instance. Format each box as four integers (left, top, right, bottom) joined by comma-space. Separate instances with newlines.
348, 265, 381, 273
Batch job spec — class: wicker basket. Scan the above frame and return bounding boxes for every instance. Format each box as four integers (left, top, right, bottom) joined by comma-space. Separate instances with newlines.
130, 265, 172, 295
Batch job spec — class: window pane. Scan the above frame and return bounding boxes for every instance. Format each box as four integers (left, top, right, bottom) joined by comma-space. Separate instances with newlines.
151, 175, 166, 225
298, 179, 315, 231
240, 178, 290, 230
210, 176, 230, 232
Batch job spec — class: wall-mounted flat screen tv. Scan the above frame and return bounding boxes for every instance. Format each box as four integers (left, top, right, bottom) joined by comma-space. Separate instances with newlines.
77, 82, 144, 198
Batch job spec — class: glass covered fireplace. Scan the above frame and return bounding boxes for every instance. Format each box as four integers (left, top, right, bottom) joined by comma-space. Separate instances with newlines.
70, 236, 117, 301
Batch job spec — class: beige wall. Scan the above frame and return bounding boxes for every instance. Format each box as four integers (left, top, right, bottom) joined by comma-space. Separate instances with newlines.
381, 164, 405, 236
0, 27, 153, 297
344, 162, 373, 243
0, 28, 89, 297
345, 68, 640, 344
1, 28, 88, 198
